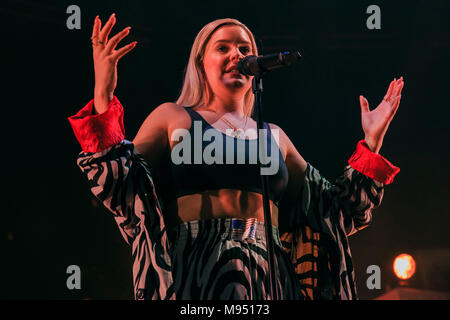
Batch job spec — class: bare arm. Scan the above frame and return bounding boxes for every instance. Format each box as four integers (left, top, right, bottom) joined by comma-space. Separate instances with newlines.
270, 124, 308, 205
132, 103, 178, 172
132, 105, 169, 170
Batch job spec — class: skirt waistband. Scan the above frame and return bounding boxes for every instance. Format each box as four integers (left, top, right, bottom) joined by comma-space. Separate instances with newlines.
172, 218, 282, 246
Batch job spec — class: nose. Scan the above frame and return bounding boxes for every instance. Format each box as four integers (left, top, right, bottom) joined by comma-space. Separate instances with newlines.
230, 46, 244, 62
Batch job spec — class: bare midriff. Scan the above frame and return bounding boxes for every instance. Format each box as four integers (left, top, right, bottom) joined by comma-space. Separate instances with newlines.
164, 189, 279, 230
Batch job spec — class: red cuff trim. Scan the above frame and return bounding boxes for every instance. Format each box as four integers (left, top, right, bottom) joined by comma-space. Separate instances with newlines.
348, 140, 400, 185
67, 96, 125, 153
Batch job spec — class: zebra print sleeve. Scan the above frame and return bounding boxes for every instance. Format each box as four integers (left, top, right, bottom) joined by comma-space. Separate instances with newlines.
301, 164, 384, 237
77, 140, 174, 299
76, 140, 163, 244
277, 141, 400, 299
280, 162, 389, 299
300, 139, 400, 237
69, 98, 173, 299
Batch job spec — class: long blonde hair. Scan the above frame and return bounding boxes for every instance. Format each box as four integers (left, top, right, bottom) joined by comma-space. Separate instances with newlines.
175, 18, 259, 117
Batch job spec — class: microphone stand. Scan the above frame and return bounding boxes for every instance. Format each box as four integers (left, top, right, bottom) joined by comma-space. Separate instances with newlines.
252, 75, 278, 300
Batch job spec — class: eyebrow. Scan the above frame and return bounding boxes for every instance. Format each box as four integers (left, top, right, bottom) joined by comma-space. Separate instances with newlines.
214, 39, 251, 45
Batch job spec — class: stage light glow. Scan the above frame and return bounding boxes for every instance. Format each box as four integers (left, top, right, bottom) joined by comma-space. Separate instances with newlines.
393, 254, 416, 280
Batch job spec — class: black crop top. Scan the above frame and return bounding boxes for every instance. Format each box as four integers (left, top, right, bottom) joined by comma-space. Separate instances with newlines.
168, 107, 289, 203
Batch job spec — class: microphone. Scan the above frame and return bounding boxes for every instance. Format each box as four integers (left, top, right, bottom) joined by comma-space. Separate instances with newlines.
237, 51, 302, 77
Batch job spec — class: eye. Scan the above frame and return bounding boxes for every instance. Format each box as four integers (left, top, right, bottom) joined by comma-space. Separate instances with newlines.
240, 46, 251, 54
217, 46, 228, 52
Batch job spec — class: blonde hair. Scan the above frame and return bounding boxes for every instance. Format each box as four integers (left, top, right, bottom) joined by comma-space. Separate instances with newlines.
175, 18, 259, 117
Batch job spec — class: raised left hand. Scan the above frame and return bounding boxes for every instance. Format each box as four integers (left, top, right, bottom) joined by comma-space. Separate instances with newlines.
359, 77, 404, 154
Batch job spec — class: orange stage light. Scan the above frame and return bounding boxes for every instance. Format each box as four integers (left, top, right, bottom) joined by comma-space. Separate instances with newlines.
393, 253, 416, 280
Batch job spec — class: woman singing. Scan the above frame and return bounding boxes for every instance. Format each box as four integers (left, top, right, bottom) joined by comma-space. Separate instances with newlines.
68, 14, 403, 300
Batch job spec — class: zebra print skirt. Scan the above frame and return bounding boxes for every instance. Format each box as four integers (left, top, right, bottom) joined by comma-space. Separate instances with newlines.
168, 218, 306, 300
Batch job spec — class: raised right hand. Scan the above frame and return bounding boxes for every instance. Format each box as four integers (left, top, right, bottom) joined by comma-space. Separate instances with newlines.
91, 13, 137, 114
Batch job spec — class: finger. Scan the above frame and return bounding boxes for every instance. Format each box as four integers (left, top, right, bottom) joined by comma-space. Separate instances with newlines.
112, 41, 138, 61
387, 77, 404, 104
91, 15, 100, 39
394, 95, 401, 110
394, 79, 404, 97
105, 27, 131, 54
384, 79, 395, 101
99, 13, 116, 43
390, 95, 401, 119
359, 95, 370, 113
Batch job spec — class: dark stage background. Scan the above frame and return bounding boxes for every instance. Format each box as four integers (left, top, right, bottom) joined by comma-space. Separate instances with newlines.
2, 0, 450, 300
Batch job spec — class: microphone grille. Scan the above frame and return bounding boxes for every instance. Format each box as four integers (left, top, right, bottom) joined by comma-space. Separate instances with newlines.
237, 55, 259, 76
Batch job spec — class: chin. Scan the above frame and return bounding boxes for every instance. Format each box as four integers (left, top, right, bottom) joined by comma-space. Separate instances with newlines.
223, 79, 249, 90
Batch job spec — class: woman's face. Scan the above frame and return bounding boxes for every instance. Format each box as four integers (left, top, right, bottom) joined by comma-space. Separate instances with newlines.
202, 25, 254, 98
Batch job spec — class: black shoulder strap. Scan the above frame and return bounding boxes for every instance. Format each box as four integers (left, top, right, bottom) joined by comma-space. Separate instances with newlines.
183, 106, 204, 122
